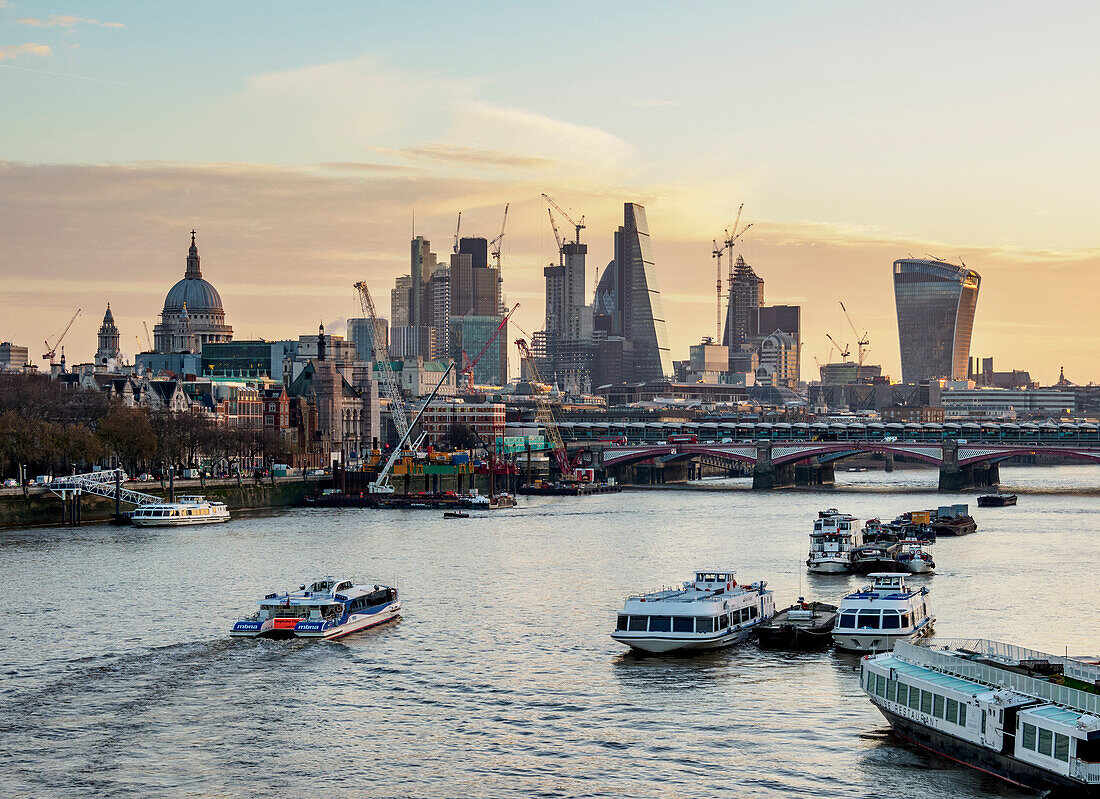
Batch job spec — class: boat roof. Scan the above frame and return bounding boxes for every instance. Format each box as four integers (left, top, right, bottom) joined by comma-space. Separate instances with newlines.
881, 639, 1100, 717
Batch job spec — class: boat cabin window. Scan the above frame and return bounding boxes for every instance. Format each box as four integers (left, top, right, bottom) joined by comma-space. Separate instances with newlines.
900, 613, 910, 627
672, 616, 693, 633
616, 615, 628, 631
856, 612, 880, 629
696, 616, 714, 633
627, 616, 647, 632
334, 581, 353, 593
882, 611, 901, 629
649, 616, 672, 632
838, 613, 856, 629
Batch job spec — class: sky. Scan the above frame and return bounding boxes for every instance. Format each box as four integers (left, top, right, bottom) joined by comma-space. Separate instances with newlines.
2, 0, 1098, 384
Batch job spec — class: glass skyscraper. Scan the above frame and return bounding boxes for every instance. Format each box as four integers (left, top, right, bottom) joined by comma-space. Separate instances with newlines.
893, 258, 981, 383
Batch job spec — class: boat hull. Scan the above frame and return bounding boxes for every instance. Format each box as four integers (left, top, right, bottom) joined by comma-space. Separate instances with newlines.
832, 619, 934, 653
132, 514, 230, 527
612, 625, 754, 654
900, 560, 934, 574
232, 602, 401, 639
878, 706, 1098, 797
757, 625, 834, 650
807, 559, 849, 574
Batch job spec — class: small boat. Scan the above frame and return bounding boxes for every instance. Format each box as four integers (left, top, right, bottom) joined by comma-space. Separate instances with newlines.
611, 570, 775, 654
896, 540, 935, 574
807, 510, 862, 573
443, 511, 469, 519
131, 495, 230, 526
231, 576, 400, 640
832, 573, 934, 653
757, 599, 838, 650
850, 542, 901, 574
977, 493, 1017, 507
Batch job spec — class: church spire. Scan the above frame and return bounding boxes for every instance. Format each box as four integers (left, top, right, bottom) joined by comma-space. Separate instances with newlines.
185, 229, 202, 279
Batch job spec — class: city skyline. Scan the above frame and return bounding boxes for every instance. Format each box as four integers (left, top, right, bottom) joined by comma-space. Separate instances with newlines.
3, 1, 1099, 383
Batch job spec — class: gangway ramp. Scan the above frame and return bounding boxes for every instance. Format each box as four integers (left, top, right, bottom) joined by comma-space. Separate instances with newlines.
50, 469, 159, 506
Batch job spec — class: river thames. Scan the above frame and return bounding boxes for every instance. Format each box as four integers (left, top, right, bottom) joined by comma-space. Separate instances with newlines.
2, 465, 1097, 798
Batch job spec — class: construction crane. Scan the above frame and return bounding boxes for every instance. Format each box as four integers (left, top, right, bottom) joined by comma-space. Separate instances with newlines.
541, 194, 585, 244
712, 239, 724, 340
488, 203, 509, 270
370, 361, 456, 494
142, 321, 154, 352
452, 211, 462, 254
546, 209, 564, 266
515, 338, 572, 477
354, 280, 410, 446
825, 333, 851, 362
43, 308, 80, 363
723, 204, 753, 267
838, 301, 870, 380
461, 303, 519, 389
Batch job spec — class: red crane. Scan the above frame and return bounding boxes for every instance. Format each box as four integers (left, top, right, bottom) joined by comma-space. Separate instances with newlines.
461, 302, 519, 388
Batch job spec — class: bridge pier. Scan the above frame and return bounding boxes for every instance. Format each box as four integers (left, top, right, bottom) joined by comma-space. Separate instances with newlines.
794, 459, 834, 487
938, 442, 1000, 491
753, 444, 795, 490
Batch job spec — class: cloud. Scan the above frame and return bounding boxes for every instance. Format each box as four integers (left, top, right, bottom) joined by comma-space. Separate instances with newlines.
0, 42, 52, 60
384, 144, 559, 171
17, 14, 125, 29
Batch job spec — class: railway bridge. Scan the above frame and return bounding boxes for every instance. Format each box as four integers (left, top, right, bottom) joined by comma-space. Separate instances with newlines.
578, 440, 1100, 490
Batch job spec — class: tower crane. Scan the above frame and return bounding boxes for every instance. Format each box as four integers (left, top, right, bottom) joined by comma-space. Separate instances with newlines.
547, 209, 564, 266
838, 301, 870, 380
515, 337, 572, 478
461, 303, 519, 389
43, 308, 81, 363
452, 211, 462, 254
712, 239, 723, 340
723, 204, 753, 267
825, 333, 851, 362
541, 194, 585, 244
142, 321, 154, 352
488, 203, 509, 270
354, 280, 410, 446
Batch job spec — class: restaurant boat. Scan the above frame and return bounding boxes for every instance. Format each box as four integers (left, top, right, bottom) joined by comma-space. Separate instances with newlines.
230, 576, 400, 640
611, 570, 775, 654
862, 638, 1100, 796
756, 599, 838, 650
807, 510, 862, 573
832, 573, 934, 653
131, 495, 230, 526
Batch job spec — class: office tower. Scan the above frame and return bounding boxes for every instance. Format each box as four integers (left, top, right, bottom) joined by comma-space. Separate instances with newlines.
429, 267, 450, 359
723, 255, 764, 349
756, 304, 801, 382
593, 203, 672, 381
893, 258, 981, 383
391, 275, 411, 328
450, 316, 507, 386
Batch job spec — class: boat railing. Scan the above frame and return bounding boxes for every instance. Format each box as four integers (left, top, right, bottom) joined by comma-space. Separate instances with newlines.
1070, 758, 1100, 784
902, 640, 1100, 715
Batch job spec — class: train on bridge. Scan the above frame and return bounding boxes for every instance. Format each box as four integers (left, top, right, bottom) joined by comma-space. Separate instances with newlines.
559, 420, 1099, 446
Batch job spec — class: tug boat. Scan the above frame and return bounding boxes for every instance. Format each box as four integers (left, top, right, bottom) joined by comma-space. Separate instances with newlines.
862, 639, 1100, 796
807, 510, 862, 573
131, 495, 230, 526
611, 570, 775, 654
757, 599, 838, 650
896, 540, 935, 574
832, 573, 934, 653
230, 576, 400, 640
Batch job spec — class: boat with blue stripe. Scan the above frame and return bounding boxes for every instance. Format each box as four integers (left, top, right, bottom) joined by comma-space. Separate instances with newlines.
832, 572, 934, 653
231, 576, 400, 640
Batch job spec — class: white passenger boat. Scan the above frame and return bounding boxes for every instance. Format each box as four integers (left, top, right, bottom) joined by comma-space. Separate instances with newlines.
131, 495, 230, 526
896, 540, 935, 574
807, 509, 862, 573
230, 576, 400, 640
611, 570, 775, 654
862, 639, 1100, 796
832, 573, 934, 653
